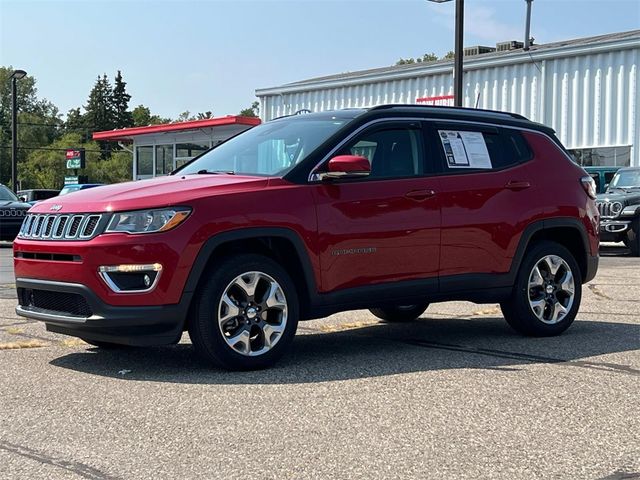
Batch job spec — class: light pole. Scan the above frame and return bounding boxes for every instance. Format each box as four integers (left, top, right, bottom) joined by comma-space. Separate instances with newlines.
524, 0, 533, 51
10, 69, 27, 192
427, 0, 464, 107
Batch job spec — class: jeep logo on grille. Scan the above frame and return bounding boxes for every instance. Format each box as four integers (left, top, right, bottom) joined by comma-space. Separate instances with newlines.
50, 204, 63, 211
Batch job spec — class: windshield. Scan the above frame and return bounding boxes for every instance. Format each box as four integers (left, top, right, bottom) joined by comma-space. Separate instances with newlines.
59, 185, 81, 196
610, 170, 640, 189
0, 185, 19, 202
178, 117, 348, 177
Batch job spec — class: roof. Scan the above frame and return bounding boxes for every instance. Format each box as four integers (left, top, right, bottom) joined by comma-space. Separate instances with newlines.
257, 29, 640, 94
93, 115, 261, 142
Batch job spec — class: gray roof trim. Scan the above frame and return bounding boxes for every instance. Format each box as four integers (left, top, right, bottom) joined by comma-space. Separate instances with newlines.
256, 30, 640, 97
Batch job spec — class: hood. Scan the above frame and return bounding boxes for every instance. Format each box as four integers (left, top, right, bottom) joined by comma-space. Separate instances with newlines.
597, 191, 640, 205
0, 200, 31, 209
30, 174, 270, 214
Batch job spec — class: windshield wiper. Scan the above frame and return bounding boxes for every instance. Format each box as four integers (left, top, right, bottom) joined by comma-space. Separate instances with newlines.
196, 169, 235, 175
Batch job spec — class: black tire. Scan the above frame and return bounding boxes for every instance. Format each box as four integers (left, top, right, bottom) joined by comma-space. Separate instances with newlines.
501, 241, 582, 337
627, 219, 640, 256
188, 254, 299, 370
370, 303, 429, 322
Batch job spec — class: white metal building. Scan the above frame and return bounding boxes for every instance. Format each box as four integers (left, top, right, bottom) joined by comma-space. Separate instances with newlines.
256, 30, 640, 167
93, 116, 261, 180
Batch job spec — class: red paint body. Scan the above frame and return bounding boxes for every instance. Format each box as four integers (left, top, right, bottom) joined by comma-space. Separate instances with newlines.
13, 119, 598, 318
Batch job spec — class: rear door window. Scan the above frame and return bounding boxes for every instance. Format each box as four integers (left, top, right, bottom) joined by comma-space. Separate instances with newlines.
431, 124, 532, 173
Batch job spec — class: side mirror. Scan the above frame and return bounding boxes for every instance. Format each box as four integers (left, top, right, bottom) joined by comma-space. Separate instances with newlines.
319, 155, 371, 180
19, 195, 27, 202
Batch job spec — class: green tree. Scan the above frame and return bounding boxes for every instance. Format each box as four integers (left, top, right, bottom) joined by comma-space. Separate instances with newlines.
112, 70, 133, 129
175, 110, 214, 122
19, 132, 133, 189
395, 52, 441, 66
19, 133, 87, 189
86, 150, 132, 184
63, 107, 87, 139
84, 74, 116, 157
132, 105, 169, 126
420, 52, 438, 62
176, 111, 193, 122
442, 51, 455, 60
0, 66, 61, 187
239, 101, 259, 117
84, 74, 115, 133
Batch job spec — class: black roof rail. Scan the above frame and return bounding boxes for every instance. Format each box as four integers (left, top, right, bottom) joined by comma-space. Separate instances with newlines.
368, 104, 528, 121
271, 108, 314, 121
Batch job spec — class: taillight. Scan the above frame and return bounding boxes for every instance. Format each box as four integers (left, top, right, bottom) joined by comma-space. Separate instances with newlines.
581, 176, 597, 200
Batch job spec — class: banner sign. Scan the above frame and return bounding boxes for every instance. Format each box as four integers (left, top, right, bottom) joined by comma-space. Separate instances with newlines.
65, 148, 86, 169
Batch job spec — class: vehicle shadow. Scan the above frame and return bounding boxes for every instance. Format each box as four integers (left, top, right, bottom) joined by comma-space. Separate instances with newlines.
600, 243, 632, 257
49, 316, 640, 384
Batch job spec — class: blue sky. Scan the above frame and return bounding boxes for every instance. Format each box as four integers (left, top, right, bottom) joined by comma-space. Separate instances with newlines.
1, 0, 639, 120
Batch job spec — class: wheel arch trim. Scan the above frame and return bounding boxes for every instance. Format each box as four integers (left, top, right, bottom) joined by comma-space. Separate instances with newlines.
510, 217, 596, 284
182, 227, 318, 305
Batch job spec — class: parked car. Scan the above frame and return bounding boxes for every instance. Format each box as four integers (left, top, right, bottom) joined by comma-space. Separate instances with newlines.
13, 105, 599, 370
58, 183, 104, 196
596, 167, 640, 255
584, 166, 620, 194
0, 184, 31, 241
17, 189, 60, 205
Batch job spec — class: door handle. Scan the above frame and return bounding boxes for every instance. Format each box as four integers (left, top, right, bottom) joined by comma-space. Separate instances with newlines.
405, 189, 436, 201
504, 180, 531, 191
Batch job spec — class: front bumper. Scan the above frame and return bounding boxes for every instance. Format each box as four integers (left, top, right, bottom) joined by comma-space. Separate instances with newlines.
0, 219, 24, 241
599, 218, 632, 242
15, 278, 190, 346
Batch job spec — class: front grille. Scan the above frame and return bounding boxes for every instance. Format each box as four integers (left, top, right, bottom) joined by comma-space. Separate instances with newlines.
596, 201, 623, 219
0, 208, 27, 217
17, 288, 93, 317
18, 213, 103, 240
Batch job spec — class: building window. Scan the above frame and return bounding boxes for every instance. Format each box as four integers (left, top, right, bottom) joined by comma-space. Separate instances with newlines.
136, 146, 153, 177
176, 142, 209, 158
569, 146, 631, 167
155, 145, 174, 176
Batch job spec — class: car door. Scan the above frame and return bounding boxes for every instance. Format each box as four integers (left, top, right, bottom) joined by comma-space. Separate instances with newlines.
311, 120, 441, 293
429, 122, 541, 285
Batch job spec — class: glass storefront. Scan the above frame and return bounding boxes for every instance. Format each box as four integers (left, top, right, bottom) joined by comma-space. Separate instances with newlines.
134, 141, 213, 179
176, 142, 210, 158
570, 146, 631, 167
155, 145, 174, 176
136, 146, 153, 177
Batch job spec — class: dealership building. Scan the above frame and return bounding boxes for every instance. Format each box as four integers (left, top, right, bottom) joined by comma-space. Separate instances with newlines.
93, 116, 260, 180
256, 30, 640, 168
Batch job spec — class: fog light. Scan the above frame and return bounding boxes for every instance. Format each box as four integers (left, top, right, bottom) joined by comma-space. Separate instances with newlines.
98, 264, 162, 293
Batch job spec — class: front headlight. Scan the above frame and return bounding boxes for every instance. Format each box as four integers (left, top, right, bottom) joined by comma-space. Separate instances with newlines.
105, 207, 191, 234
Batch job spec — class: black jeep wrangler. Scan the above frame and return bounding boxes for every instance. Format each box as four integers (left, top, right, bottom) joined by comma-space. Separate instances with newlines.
596, 167, 640, 255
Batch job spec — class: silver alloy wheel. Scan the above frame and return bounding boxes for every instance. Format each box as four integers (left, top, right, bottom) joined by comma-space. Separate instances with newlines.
527, 255, 575, 324
218, 271, 288, 357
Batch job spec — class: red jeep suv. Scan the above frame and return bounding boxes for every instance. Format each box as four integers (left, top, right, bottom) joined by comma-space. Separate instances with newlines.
13, 106, 599, 370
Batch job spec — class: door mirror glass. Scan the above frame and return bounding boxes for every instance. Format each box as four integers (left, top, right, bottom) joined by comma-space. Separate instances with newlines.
320, 155, 371, 180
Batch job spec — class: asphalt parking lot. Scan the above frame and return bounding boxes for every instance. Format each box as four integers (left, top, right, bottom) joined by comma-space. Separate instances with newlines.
0, 243, 638, 480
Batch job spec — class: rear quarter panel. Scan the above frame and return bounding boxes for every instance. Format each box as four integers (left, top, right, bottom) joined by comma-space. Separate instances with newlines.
521, 131, 599, 256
